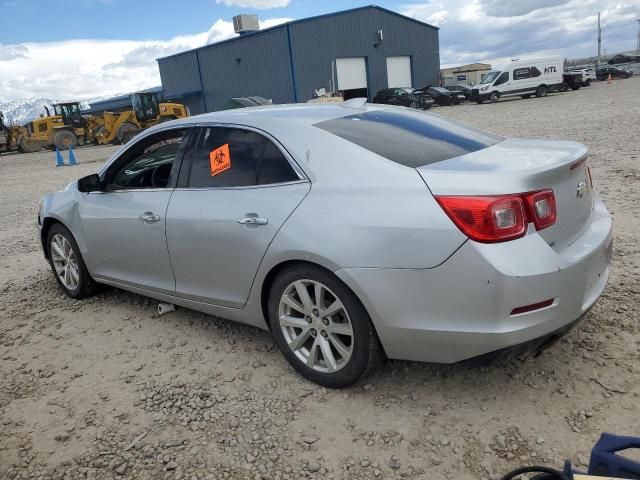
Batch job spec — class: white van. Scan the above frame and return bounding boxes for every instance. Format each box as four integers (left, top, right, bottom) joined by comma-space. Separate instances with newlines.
471, 56, 564, 103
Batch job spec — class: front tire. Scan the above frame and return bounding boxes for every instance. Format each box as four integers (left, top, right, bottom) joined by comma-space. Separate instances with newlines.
116, 122, 138, 144
53, 129, 78, 150
47, 223, 97, 299
268, 264, 382, 388
489, 92, 499, 103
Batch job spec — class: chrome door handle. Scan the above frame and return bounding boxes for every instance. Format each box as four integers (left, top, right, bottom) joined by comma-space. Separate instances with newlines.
238, 215, 268, 226
139, 212, 160, 223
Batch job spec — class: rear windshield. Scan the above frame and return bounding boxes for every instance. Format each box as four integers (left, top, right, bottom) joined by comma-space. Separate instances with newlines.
314, 110, 503, 167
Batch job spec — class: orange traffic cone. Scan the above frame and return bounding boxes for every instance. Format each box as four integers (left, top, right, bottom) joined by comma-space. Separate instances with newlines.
607, 73, 612, 84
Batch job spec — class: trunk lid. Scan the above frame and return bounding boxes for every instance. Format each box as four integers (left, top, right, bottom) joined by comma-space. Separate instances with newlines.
417, 138, 594, 250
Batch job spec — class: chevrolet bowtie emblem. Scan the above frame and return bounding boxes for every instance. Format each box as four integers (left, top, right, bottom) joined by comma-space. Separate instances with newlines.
576, 181, 587, 198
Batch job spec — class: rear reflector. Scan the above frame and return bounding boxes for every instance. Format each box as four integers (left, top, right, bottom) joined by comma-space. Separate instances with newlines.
510, 298, 554, 315
435, 190, 557, 243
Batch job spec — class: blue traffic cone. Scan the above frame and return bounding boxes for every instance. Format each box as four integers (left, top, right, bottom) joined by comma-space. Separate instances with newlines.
68, 145, 77, 165
55, 148, 65, 167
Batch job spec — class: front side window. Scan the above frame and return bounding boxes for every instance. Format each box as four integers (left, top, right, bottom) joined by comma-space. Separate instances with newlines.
513, 68, 531, 80
185, 127, 299, 188
315, 110, 503, 168
494, 72, 510, 86
104, 129, 186, 190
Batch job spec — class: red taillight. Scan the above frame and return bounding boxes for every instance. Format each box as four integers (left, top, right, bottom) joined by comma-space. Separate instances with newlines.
523, 189, 556, 230
436, 190, 557, 243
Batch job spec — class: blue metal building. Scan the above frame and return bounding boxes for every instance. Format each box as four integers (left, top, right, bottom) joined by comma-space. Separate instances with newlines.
157, 5, 439, 114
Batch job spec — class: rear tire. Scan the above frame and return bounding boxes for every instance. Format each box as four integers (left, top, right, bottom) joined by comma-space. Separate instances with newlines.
536, 85, 548, 98
47, 223, 97, 299
19, 135, 42, 153
53, 130, 78, 151
268, 264, 382, 388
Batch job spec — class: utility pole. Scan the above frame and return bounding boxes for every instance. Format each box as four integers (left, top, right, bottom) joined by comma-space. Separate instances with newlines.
596, 12, 601, 69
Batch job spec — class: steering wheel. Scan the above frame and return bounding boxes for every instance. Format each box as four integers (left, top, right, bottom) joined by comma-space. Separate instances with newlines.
151, 163, 172, 188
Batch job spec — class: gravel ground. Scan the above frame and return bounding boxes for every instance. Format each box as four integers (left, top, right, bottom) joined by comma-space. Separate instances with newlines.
1, 78, 639, 480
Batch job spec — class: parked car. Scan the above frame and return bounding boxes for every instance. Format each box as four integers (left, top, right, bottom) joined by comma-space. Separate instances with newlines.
38, 103, 612, 388
373, 88, 434, 109
444, 84, 472, 100
568, 68, 596, 86
471, 56, 564, 103
415, 86, 464, 105
608, 53, 640, 65
596, 66, 633, 80
560, 72, 583, 91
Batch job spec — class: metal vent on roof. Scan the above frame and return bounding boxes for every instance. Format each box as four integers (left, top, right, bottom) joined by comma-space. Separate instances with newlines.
233, 14, 259, 34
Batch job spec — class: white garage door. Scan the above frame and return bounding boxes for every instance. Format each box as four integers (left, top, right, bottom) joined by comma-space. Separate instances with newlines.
335, 57, 367, 90
386, 56, 412, 88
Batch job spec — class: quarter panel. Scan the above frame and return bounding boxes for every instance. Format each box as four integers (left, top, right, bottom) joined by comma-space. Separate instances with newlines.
261, 126, 467, 269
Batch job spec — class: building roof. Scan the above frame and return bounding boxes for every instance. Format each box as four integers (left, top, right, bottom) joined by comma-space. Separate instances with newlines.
157, 5, 438, 63
441, 63, 492, 73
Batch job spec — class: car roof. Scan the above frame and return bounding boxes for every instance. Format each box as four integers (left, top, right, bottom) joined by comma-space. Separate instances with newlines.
163, 103, 392, 128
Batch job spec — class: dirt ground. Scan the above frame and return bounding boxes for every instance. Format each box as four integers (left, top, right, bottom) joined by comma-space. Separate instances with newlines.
1, 78, 639, 480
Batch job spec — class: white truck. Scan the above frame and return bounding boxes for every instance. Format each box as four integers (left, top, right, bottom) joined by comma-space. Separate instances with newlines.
471, 56, 564, 103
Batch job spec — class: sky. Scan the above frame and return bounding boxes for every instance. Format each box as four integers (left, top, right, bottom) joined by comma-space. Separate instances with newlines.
0, 0, 638, 102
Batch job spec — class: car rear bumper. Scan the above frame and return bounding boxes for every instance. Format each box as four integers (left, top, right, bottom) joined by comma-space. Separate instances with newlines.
336, 196, 612, 363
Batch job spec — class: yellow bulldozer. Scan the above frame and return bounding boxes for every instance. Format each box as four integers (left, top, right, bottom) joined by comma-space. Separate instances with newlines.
93, 92, 189, 145
16, 101, 91, 152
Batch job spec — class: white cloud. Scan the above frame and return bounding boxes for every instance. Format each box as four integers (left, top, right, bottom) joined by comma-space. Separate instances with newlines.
216, 0, 290, 9
401, 0, 639, 67
0, 17, 292, 102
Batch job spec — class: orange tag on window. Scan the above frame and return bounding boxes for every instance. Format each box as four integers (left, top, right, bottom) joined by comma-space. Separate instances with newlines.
209, 144, 231, 176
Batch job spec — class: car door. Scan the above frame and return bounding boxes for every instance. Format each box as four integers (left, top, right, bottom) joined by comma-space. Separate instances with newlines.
165, 125, 310, 308
79, 127, 190, 293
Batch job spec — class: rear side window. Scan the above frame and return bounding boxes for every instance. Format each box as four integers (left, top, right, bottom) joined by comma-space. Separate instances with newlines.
530, 66, 542, 77
185, 127, 299, 188
314, 110, 503, 168
513, 68, 531, 80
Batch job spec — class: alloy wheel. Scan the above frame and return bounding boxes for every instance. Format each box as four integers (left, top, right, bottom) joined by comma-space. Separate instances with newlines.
278, 279, 354, 373
50, 233, 80, 290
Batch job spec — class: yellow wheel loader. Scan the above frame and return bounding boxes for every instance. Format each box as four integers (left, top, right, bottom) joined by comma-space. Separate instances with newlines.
0, 112, 9, 153
93, 92, 188, 145
17, 102, 91, 152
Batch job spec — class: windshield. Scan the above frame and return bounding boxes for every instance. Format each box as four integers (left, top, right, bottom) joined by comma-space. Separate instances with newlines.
400, 88, 414, 94
55, 104, 80, 117
480, 71, 501, 84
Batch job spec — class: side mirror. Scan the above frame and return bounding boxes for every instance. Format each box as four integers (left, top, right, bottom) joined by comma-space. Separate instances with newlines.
78, 174, 102, 193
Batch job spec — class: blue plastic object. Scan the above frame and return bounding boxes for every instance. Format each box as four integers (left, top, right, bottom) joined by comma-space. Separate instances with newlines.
588, 433, 640, 479
68, 145, 77, 165
55, 148, 65, 167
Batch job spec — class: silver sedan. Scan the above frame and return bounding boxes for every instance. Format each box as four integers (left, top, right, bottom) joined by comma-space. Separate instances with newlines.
38, 102, 613, 387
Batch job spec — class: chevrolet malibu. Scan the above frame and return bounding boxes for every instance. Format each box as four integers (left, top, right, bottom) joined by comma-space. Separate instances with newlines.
38, 102, 612, 388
